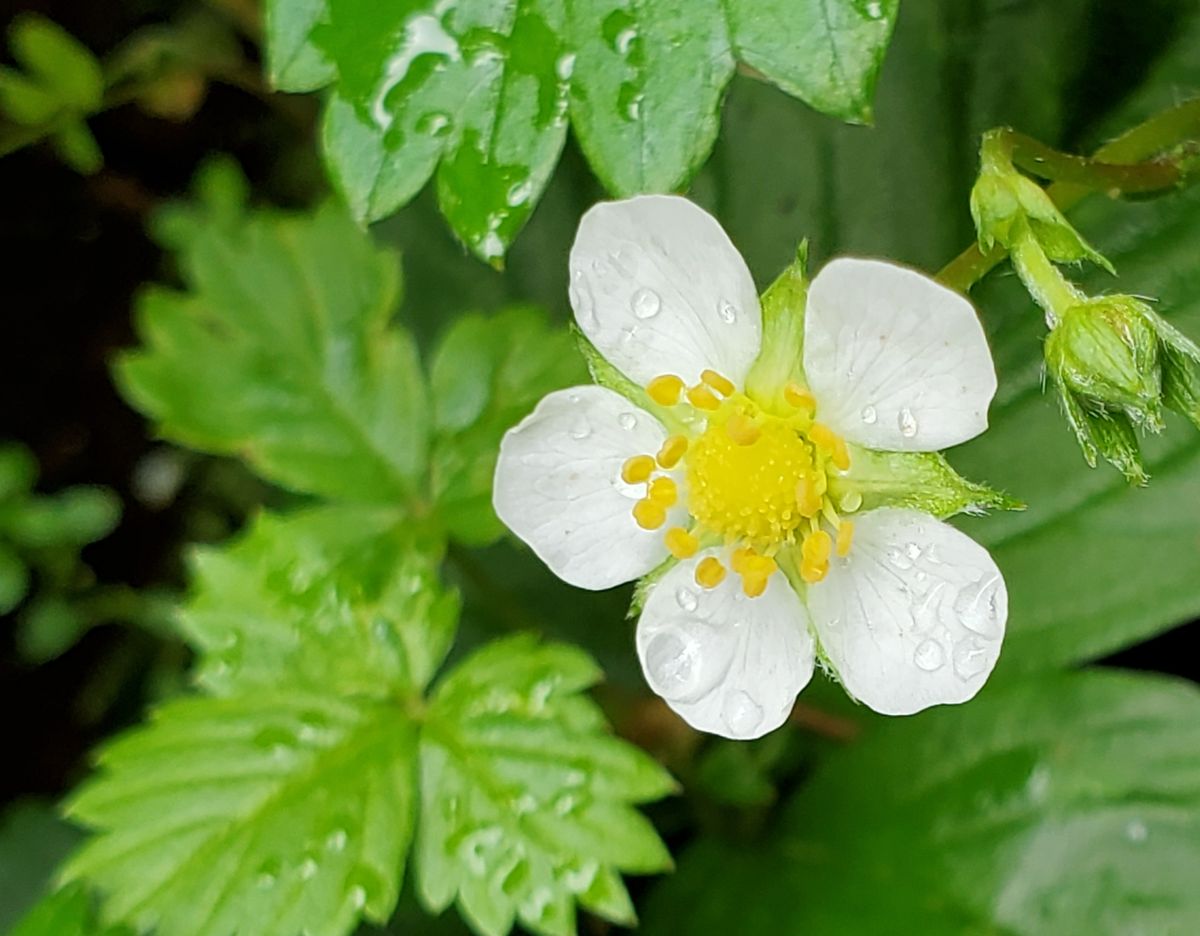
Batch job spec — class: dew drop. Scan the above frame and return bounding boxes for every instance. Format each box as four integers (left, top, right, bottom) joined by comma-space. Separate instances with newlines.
643, 631, 700, 702
860, 404, 878, 425
955, 580, 1003, 639
505, 179, 533, 207
415, 110, 452, 137
1125, 818, 1149, 843
569, 271, 596, 326
555, 52, 577, 81
630, 287, 661, 319
615, 27, 638, 55
866, 0, 883, 19
619, 325, 638, 345
256, 872, 277, 889
568, 417, 591, 440
350, 886, 367, 909
913, 639, 945, 672
300, 857, 319, 880
326, 828, 348, 853
675, 586, 698, 612
904, 541, 922, 560
898, 407, 919, 438
617, 411, 638, 431
718, 299, 738, 324
721, 690, 763, 737
886, 546, 914, 571
952, 638, 990, 680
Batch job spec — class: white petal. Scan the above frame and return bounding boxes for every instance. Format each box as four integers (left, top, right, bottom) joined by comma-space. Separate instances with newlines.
493, 386, 678, 590
636, 550, 814, 739
808, 508, 1007, 716
569, 195, 762, 388
804, 258, 997, 451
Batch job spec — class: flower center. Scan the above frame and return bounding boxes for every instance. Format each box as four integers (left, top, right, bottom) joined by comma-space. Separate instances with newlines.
621, 370, 859, 597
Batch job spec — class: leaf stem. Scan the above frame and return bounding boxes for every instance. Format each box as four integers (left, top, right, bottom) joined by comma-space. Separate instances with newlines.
938, 98, 1200, 293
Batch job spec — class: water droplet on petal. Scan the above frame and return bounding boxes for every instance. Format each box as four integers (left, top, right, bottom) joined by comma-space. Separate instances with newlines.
860, 404, 877, 425
644, 631, 699, 702
898, 407, 919, 438
904, 542, 922, 560
913, 639, 945, 672
721, 690, 763, 736
630, 287, 661, 319
675, 587, 698, 612
569, 417, 591, 440
718, 300, 738, 324
952, 638, 990, 680
617, 411, 638, 431
955, 580, 1003, 639
886, 546, 914, 571
569, 271, 596, 327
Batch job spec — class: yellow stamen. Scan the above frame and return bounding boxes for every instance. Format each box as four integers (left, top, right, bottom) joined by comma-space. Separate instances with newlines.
800, 558, 828, 584
621, 454, 656, 485
809, 422, 838, 456
784, 382, 816, 412
633, 498, 666, 530
648, 476, 678, 507
831, 435, 851, 472
796, 475, 823, 517
802, 530, 833, 564
695, 556, 726, 588
664, 526, 699, 559
656, 434, 688, 469
725, 412, 761, 446
701, 369, 736, 397
742, 574, 770, 598
647, 374, 685, 406
686, 384, 721, 411
730, 546, 756, 574
836, 520, 855, 558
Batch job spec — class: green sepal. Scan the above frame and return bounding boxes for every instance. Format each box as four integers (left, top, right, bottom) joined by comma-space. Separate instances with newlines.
574, 329, 688, 434
1055, 378, 1148, 485
1147, 308, 1200, 429
831, 448, 1022, 520
745, 243, 808, 412
1045, 296, 1163, 430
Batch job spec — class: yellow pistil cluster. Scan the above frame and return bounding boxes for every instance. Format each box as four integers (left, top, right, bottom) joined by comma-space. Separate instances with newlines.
622, 371, 861, 597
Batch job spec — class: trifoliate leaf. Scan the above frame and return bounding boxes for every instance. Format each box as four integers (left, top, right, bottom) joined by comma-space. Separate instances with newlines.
183, 505, 458, 696
265, 0, 899, 258
416, 634, 676, 936
116, 202, 429, 504
643, 670, 1200, 935
428, 308, 586, 546
64, 691, 419, 936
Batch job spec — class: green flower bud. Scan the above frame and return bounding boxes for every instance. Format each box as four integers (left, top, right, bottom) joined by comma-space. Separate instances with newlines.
1145, 308, 1200, 430
1045, 297, 1162, 426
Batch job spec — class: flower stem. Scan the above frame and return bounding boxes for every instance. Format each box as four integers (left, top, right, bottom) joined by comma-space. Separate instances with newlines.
939, 98, 1200, 293
1008, 230, 1084, 328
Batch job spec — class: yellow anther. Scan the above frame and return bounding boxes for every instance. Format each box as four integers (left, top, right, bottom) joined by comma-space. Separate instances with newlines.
725, 411, 762, 446
831, 435, 851, 472
809, 422, 838, 455
656, 434, 688, 469
621, 454, 656, 485
664, 526, 699, 558
802, 530, 833, 564
701, 369, 736, 398
796, 475, 823, 517
836, 520, 855, 558
695, 556, 727, 589
731, 546, 755, 574
800, 558, 828, 584
648, 476, 678, 507
686, 384, 721, 411
647, 374, 685, 406
784, 382, 817, 412
633, 498, 667, 530
742, 573, 770, 598
838, 490, 863, 513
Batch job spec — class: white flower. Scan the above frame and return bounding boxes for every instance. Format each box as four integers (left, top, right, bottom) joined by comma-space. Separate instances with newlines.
494, 195, 1007, 740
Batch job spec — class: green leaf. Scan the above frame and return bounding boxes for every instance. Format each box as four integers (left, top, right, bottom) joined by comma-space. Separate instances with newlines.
417, 634, 675, 936
428, 308, 586, 545
643, 670, 1200, 934
116, 201, 430, 505
565, 0, 733, 195
266, 0, 899, 258
0, 68, 60, 125
182, 505, 458, 696
8, 884, 131, 936
10, 14, 104, 111
64, 691, 419, 936
726, 0, 899, 123
0, 542, 30, 614
52, 120, 103, 175
0, 486, 120, 549
0, 443, 37, 499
